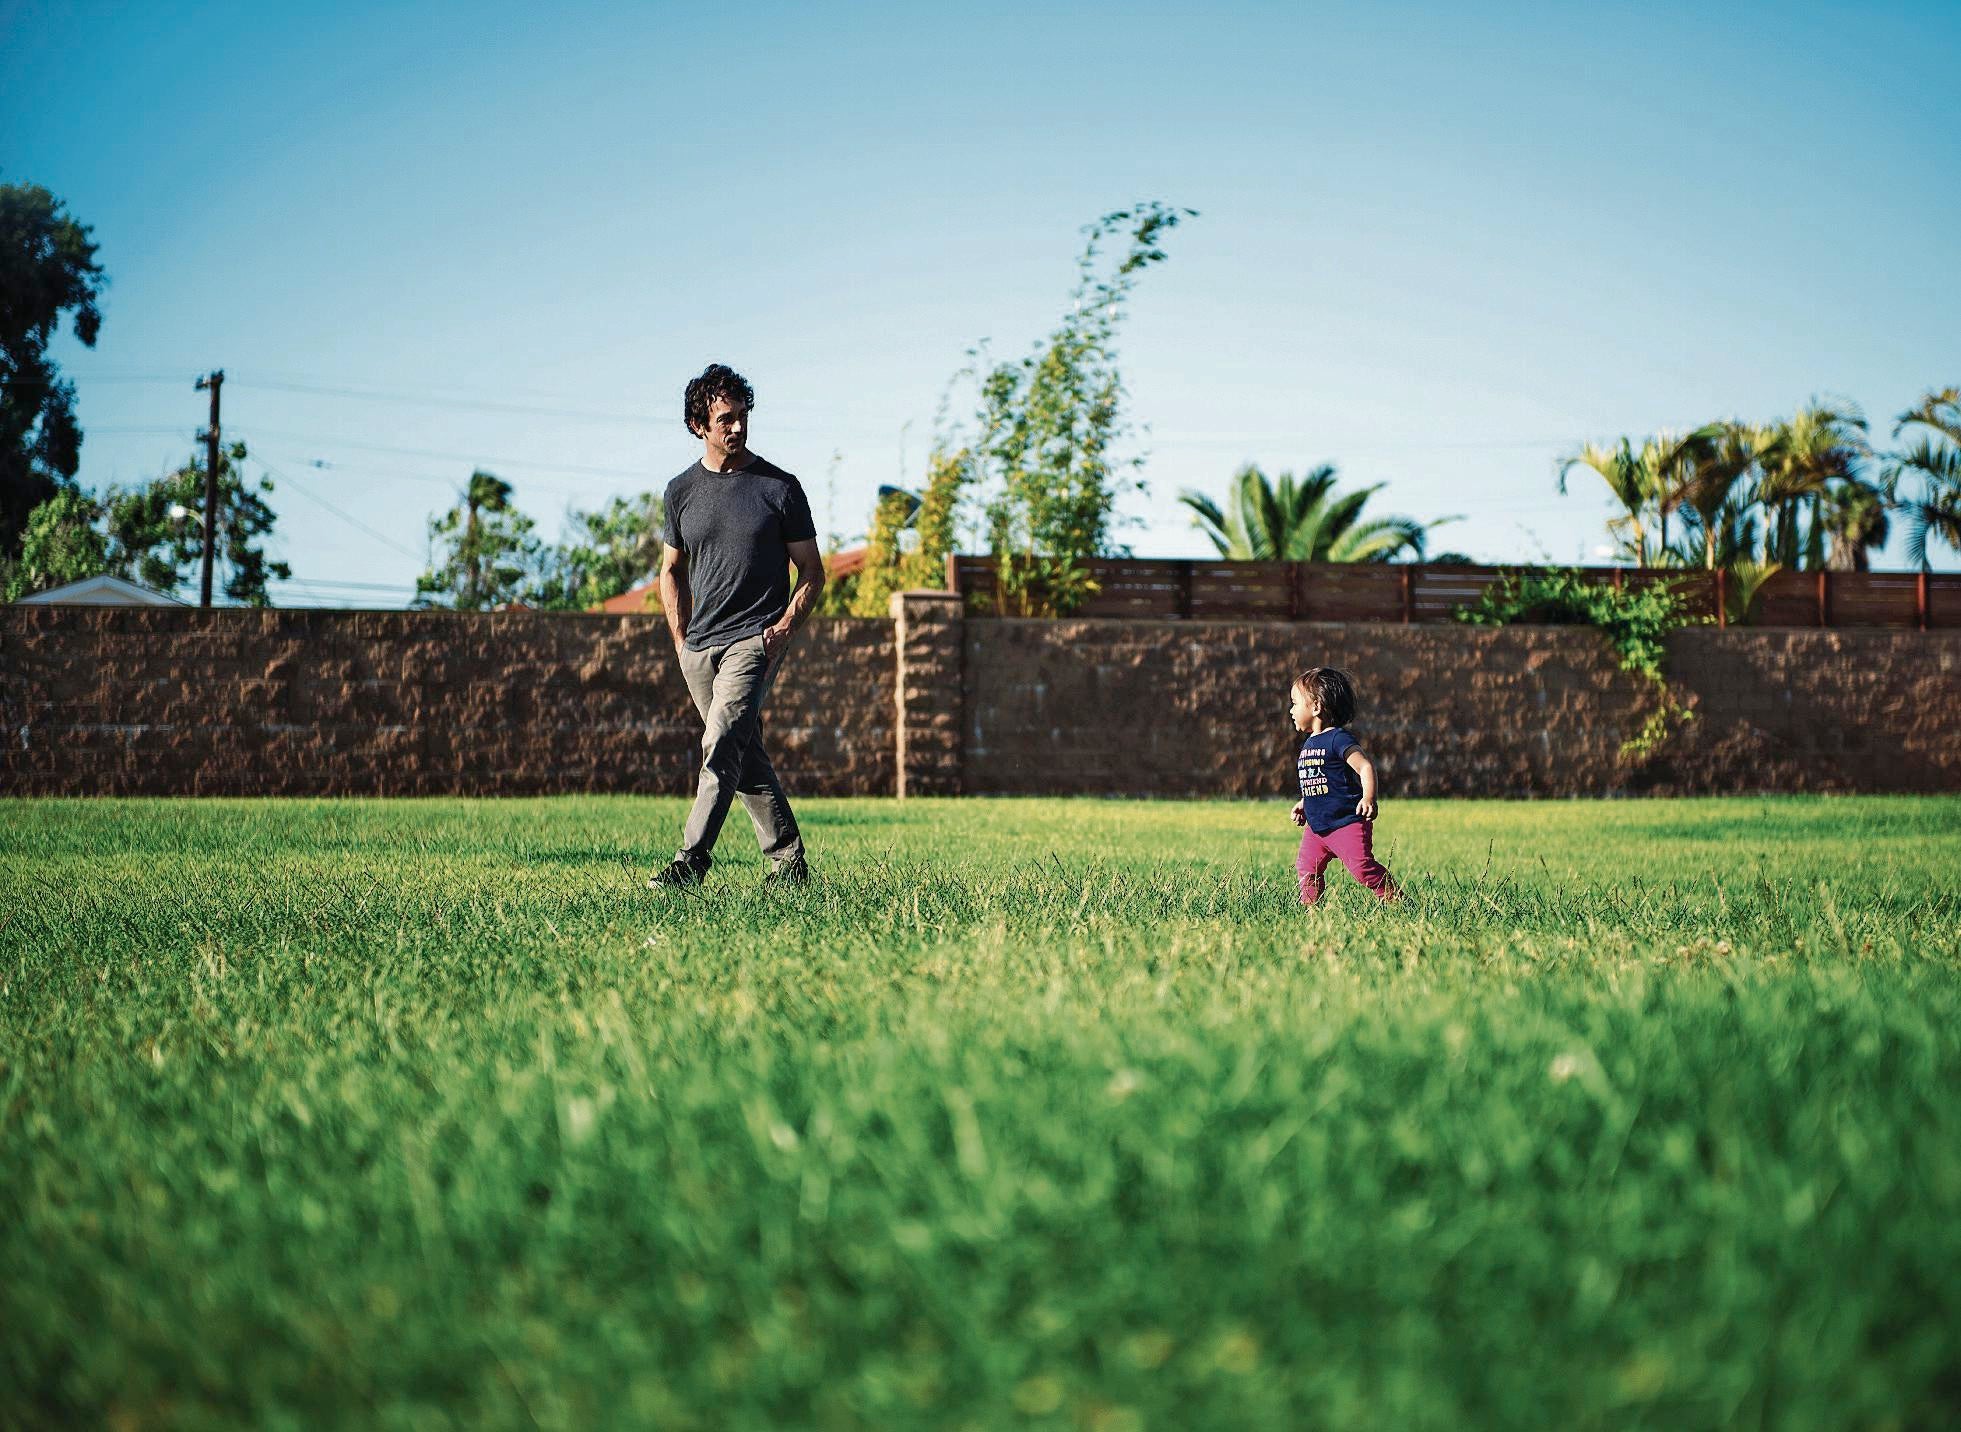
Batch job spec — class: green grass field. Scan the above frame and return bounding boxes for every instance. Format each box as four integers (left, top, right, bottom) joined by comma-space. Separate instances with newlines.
4, 796, 1959, 1429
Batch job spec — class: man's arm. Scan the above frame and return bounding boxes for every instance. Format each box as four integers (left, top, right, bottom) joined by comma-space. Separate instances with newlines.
658, 543, 691, 650
1345, 747, 1379, 821
762, 539, 825, 660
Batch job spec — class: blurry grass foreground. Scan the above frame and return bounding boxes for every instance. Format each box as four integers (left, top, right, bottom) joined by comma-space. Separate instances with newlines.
3, 795, 1960, 1429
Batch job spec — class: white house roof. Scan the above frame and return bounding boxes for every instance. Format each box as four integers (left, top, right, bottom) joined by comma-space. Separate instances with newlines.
14, 574, 187, 606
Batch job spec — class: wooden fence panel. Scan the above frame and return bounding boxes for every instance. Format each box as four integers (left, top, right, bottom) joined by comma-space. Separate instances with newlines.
1081, 560, 1187, 617
949, 556, 1950, 628
1189, 561, 1292, 619
1297, 564, 1405, 622
1410, 566, 1505, 622
1831, 573, 1923, 629
1932, 575, 1961, 629
1754, 570, 1826, 627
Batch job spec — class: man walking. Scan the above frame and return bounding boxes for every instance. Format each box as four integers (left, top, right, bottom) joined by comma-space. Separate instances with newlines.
649, 363, 824, 888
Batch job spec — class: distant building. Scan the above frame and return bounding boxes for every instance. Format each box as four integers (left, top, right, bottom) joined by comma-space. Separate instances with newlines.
13, 574, 186, 607
591, 582, 661, 615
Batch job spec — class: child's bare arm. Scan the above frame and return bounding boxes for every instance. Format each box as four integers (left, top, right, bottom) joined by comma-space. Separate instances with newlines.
1345, 747, 1379, 820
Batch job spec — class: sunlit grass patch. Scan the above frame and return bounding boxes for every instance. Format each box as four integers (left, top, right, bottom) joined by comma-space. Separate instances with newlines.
3, 796, 1959, 1428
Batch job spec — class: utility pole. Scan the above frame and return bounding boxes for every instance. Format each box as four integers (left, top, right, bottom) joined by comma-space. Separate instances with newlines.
195, 370, 223, 607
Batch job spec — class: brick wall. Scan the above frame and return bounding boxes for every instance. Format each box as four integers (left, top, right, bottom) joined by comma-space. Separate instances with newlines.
961, 619, 1961, 797
0, 608, 892, 797
4, 602, 1956, 798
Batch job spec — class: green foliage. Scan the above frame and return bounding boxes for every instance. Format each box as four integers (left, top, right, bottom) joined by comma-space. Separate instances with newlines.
847, 449, 972, 617
2, 486, 108, 599
1567, 404, 1899, 579
975, 203, 1193, 615
1459, 569, 1708, 758
847, 487, 915, 617
1888, 386, 1961, 569
528, 491, 664, 611
1558, 427, 1721, 569
414, 470, 539, 611
1178, 463, 1450, 562
0, 180, 106, 552
100, 440, 291, 605
4, 796, 1961, 1427
1720, 559, 1783, 627
814, 548, 858, 616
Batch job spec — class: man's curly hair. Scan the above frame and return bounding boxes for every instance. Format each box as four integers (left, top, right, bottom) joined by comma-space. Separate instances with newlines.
683, 363, 755, 437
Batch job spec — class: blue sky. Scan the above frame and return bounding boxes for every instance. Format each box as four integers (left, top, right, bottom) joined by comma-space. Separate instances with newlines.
5, 0, 1958, 603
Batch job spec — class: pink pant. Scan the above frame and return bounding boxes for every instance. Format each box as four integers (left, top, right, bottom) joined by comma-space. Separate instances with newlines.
1297, 820, 1399, 905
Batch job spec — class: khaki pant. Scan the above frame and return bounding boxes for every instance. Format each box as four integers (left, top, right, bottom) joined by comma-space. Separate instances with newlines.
674, 634, 803, 873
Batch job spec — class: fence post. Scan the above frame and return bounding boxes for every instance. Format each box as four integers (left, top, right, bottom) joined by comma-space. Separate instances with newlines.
944, 552, 962, 596
1177, 561, 1194, 619
891, 591, 965, 798
1288, 562, 1302, 620
1817, 569, 1830, 627
1400, 566, 1413, 624
1919, 569, 1930, 631
1715, 567, 1727, 628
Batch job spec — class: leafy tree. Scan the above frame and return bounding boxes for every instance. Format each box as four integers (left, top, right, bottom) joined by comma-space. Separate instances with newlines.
1821, 479, 1890, 572
973, 203, 1194, 614
1758, 400, 1870, 570
1669, 423, 1772, 570
848, 449, 972, 617
1558, 427, 1719, 568
1177, 463, 1449, 562
1, 181, 107, 552
529, 491, 664, 611
847, 488, 916, 618
1557, 438, 1653, 566
101, 440, 290, 604
2, 486, 108, 600
414, 470, 539, 610
1888, 386, 1961, 569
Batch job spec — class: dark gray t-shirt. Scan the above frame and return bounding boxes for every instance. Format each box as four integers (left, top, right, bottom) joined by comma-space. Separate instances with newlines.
661, 456, 817, 651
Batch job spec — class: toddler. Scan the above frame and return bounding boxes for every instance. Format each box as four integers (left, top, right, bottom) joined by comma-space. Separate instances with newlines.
1289, 666, 1400, 906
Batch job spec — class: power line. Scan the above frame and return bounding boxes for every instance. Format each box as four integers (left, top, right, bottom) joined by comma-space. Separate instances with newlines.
244, 447, 461, 487
256, 456, 427, 562
228, 377, 664, 426
269, 577, 418, 592
237, 425, 654, 480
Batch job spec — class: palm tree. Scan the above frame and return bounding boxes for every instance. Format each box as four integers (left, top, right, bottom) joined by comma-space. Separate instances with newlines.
1647, 425, 1725, 561
1888, 386, 1961, 569
1177, 464, 1449, 562
1671, 423, 1772, 569
1822, 481, 1890, 571
1558, 439, 1653, 564
1758, 400, 1870, 569
1558, 429, 1717, 567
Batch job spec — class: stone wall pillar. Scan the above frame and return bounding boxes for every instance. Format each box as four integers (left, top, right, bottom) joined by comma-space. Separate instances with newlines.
890, 591, 964, 798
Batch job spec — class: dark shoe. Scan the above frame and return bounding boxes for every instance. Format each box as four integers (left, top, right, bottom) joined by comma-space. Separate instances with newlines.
647, 859, 705, 890
763, 856, 811, 887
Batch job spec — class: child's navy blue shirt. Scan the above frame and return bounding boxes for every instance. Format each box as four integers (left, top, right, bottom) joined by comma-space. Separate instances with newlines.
1297, 728, 1365, 836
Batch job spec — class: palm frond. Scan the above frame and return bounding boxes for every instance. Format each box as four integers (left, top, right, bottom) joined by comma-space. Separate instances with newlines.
1328, 516, 1427, 563
1902, 488, 1961, 571
1175, 489, 1233, 558
1893, 386, 1961, 446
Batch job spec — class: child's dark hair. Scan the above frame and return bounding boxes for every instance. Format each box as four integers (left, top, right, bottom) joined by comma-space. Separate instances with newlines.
1294, 666, 1357, 727
683, 363, 755, 436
